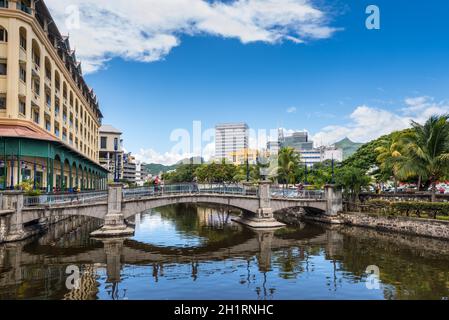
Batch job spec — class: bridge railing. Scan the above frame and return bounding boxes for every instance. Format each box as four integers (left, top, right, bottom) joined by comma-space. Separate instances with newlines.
23, 191, 108, 207
270, 187, 324, 200
122, 184, 250, 199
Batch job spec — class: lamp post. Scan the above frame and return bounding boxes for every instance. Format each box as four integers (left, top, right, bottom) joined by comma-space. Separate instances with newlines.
304, 163, 308, 185
331, 156, 335, 184
114, 138, 118, 183
246, 149, 250, 182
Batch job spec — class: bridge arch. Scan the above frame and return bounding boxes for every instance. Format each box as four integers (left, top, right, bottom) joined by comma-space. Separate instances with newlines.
120, 195, 261, 220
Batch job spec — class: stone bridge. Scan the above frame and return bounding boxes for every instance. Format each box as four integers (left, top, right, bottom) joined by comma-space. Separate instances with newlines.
0, 182, 342, 242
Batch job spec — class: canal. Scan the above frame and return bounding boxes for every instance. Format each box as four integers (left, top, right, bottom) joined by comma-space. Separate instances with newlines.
0, 204, 448, 300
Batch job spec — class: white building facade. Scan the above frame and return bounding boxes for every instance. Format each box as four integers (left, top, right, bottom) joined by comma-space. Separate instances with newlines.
215, 123, 249, 163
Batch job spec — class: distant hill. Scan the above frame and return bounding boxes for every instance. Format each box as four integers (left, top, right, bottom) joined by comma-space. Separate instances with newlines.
334, 138, 363, 160
142, 157, 204, 176
142, 163, 177, 176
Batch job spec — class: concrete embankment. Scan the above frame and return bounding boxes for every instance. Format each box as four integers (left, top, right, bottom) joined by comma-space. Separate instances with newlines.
276, 209, 449, 241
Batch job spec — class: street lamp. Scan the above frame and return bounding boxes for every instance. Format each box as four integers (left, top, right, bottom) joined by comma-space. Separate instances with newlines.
114, 138, 118, 183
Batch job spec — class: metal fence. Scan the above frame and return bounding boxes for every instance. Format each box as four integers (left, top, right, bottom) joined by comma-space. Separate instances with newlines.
122, 184, 248, 199
21, 184, 325, 207
23, 191, 108, 207
270, 187, 324, 200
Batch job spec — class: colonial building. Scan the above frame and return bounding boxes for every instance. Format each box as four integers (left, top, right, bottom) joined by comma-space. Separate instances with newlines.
0, 0, 108, 191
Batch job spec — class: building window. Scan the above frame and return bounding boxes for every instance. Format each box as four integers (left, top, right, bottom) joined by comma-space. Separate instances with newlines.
19, 66, 26, 82
101, 137, 107, 149
0, 61, 6, 76
45, 118, 51, 131
0, 95, 6, 110
19, 100, 26, 115
54, 124, 60, 137
46, 93, 51, 107
20, 35, 26, 50
33, 79, 40, 95
0, 27, 7, 42
33, 110, 39, 124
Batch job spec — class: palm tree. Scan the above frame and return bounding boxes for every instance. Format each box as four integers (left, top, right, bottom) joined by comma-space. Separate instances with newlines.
375, 131, 405, 193
278, 147, 301, 188
396, 115, 449, 201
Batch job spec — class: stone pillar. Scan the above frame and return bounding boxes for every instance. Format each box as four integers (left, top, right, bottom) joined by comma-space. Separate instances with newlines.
102, 238, 124, 283
1, 191, 27, 242
254, 229, 274, 272
232, 181, 285, 229
257, 181, 273, 219
324, 185, 343, 216
90, 183, 134, 237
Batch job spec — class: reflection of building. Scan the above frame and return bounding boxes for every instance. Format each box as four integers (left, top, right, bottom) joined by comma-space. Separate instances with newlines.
99, 125, 123, 181
215, 123, 249, 163
0, 0, 108, 191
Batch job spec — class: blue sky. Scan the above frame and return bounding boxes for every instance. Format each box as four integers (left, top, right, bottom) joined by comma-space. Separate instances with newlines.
48, 0, 449, 164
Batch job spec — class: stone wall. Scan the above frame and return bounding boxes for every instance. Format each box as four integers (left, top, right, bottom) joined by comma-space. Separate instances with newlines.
276, 207, 449, 241
340, 213, 449, 240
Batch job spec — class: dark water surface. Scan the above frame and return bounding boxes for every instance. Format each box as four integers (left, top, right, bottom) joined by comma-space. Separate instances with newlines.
1, 204, 448, 300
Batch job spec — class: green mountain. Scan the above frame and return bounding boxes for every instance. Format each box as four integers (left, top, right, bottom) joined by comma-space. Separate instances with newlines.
142, 157, 204, 176
142, 163, 177, 176
334, 138, 363, 160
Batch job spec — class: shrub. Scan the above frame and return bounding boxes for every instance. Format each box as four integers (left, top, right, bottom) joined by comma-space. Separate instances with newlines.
391, 201, 449, 219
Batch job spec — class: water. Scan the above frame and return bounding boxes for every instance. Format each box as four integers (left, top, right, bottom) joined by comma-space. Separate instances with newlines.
1, 204, 449, 300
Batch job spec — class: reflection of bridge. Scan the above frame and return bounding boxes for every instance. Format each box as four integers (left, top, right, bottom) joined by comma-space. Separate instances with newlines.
0, 222, 334, 290
0, 182, 342, 242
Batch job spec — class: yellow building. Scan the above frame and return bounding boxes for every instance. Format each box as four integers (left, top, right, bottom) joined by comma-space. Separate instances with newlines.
228, 148, 260, 166
0, 0, 108, 191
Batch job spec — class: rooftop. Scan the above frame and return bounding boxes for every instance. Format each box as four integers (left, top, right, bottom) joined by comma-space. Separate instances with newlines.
99, 125, 122, 134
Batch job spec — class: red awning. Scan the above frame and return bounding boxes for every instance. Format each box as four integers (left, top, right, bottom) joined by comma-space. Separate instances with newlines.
0, 124, 58, 142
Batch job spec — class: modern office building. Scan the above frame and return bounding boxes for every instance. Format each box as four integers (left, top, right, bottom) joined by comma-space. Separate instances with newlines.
267, 140, 281, 156
283, 131, 314, 151
277, 130, 343, 167
99, 125, 123, 181
123, 152, 137, 184
215, 122, 249, 163
0, 0, 108, 191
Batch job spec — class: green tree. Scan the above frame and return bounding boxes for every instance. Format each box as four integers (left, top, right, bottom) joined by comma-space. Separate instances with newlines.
335, 167, 372, 201
278, 147, 301, 187
395, 115, 449, 200
375, 131, 406, 193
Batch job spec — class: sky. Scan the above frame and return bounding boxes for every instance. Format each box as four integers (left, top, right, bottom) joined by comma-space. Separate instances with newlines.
46, 0, 449, 165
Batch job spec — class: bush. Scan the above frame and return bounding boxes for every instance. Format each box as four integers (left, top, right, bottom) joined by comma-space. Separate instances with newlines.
391, 201, 449, 219
360, 200, 449, 219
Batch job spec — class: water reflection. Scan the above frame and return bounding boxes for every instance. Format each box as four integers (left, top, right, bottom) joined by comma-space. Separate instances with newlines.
0, 204, 449, 300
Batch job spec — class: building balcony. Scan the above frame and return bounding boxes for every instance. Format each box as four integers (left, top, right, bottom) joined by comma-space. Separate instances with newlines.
0, 42, 6, 58
17, 2, 32, 15
19, 48, 27, 63
32, 63, 40, 77
0, 77, 6, 93
18, 80, 27, 97
45, 76, 51, 88
31, 92, 40, 106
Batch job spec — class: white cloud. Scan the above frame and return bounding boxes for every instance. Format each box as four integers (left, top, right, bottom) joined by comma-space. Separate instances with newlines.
134, 141, 215, 165
286, 106, 297, 113
46, 0, 339, 73
311, 97, 449, 146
